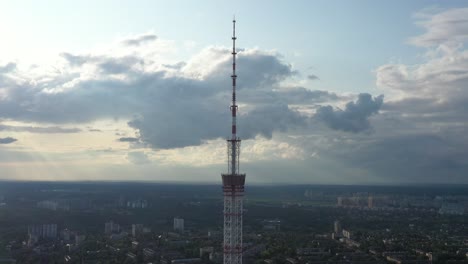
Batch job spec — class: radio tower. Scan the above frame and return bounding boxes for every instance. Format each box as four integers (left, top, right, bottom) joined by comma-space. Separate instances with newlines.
221, 18, 245, 264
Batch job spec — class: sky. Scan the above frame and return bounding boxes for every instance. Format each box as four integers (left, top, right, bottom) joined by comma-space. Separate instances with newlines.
0, 0, 468, 184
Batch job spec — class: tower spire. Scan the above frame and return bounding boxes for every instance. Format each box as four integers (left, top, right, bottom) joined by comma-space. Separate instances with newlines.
231, 18, 237, 140
222, 18, 246, 264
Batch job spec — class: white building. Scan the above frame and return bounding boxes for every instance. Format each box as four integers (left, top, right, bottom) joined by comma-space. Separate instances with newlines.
334, 220, 342, 233
173, 217, 184, 232
342, 229, 352, 239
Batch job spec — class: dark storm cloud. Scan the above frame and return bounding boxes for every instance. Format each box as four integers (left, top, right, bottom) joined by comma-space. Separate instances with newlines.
0, 40, 383, 151
335, 133, 468, 183
1, 46, 327, 149
0, 137, 17, 144
128, 105, 224, 149
201, 48, 295, 90
341, 7, 468, 183
127, 101, 309, 149
121, 34, 158, 46
307, 74, 319, 80
231, 87, 343, 107
240, 104, 306, 139
315, 93, 384, 132
275, 88, 340, 104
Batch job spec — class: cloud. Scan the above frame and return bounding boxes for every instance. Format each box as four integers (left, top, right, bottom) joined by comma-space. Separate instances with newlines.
376, 51, 468, 98
338, 133, 468, 183
60, 52, 88, 67
363, 7, 468, 183
127, 151, 151, 164
274, 88, 340, 105
240, 104, 306, 139
118, 137, 139, 142
410, 8, 468, 47
0, 62, 16, 73
376, 7, 468, 123
307, 74, 319, 80
0, 124, 80, 133
315, 93, 384, 132
121, 33, 158, 46
0, 39, 382, 151
2, 40, 329, 149
60, 52, 142, 73
0, 137, 17, 144
1, 8, 468, 184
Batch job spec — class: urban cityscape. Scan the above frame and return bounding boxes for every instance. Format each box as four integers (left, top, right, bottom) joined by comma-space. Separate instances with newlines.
1, 1, 468, 264
0, 182, 467, 263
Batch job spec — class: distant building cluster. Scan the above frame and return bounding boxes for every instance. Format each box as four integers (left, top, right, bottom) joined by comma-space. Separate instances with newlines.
104, 221, 121, 234
27, 224, 58, 246
28, 224, 57, 239
336, 194, 468, 214
337, 195, 392, 208
118, 196, 149, 209
126, 199, 149, 209
37, 199, 90, 211
439, 202, 465, 215
37, 200, 63, 210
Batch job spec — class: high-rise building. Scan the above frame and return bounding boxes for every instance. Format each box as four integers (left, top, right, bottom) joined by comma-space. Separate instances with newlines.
28, 224, 57, 239
337, 196, 343, 207
132, 224, 144, 237
368, 196, 374, 208
334, 220, 342, 234
221, 18, 246, 264
173, 217, 184, 232
104, 221, 120, 234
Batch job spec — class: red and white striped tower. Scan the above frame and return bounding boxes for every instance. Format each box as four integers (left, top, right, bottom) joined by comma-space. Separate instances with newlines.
221, 18, 245, 264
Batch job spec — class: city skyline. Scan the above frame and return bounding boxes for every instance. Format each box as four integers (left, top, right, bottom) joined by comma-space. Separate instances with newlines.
1, 1, 468, 184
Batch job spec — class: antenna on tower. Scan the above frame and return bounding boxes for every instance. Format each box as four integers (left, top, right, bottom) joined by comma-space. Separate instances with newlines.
222, 18, 246, 264
231, 16, 238, 140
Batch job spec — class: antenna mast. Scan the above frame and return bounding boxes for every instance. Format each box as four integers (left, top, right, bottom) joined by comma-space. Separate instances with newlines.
222, 18, 246, 264
231, 17, 237, 141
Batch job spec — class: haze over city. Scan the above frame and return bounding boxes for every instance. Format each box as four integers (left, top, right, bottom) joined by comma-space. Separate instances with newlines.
1, 0, 468, 184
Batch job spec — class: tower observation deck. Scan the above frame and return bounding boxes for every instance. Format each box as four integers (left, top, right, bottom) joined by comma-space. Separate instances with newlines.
221, 18, 245, 264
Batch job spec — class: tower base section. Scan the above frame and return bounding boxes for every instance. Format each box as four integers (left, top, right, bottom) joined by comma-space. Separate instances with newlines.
222, 173, 245, 264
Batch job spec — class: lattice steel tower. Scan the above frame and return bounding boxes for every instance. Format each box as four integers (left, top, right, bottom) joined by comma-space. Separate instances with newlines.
221, 18, 245, 264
